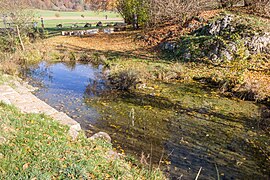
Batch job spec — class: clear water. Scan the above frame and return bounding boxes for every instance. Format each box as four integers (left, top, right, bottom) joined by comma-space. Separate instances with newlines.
24, 61, 270, 180
24, 62, 105, 129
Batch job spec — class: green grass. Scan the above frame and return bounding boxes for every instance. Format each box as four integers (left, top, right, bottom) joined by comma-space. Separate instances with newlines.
0, 103, 164, 179
0, 9, 122, 28
34, 9, 120, 18
31, 9, 123, 28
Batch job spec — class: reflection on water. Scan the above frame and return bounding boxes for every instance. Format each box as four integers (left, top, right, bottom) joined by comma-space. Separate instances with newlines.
23, 62, 107, 128
23, 61, 269, 180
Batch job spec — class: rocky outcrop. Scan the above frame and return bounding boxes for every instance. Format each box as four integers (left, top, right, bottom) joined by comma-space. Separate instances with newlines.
200, 15, 270, 61
162, 14, 270, 62
245, 33, 270, 53
208, 15, 234, 35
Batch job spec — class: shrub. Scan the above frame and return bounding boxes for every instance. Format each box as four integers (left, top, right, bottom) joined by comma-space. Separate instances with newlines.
116, 0, 149, 26
55, 13, 60, 17
147, 0, 201, 26
108, 69, 139, 91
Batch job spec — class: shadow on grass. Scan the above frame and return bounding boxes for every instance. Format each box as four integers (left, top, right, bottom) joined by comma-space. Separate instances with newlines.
55, 41, 156, 61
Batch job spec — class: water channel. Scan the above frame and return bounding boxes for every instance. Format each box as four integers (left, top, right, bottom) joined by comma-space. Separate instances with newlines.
22, 61, 269, 179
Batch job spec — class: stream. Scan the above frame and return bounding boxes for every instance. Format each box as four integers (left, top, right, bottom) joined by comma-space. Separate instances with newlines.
22, 61, 269, 179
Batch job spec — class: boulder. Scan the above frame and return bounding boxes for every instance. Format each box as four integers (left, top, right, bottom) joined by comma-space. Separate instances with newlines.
245, 33, 270, 53
89, 132, 111, 143
160, 42, 178, 51
208, 15, 234, 35
0, 95, 11, 105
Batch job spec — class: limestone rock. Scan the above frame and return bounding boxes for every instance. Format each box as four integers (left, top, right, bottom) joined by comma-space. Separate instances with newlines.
0, 95, 11, 105
208, 15, 234, 35
245, 33, 270, 53
69, 128, 80, 141
160, 41, 178, 51
89, 132, 111, 143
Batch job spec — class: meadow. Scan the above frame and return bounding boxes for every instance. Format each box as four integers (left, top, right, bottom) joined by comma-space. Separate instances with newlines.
34, 9, 120, 18
0, 9, 123, 29
34, 9, 122, 28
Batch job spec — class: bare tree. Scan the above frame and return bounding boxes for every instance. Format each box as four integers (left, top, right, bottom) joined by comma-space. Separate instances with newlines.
0, 0, 34, 32
0, 0, 34, 51
147, 0, 201, 26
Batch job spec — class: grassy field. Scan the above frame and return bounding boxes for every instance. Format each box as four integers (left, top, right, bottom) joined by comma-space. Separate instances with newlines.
34, 9, 122, 28
0, 9, 123, 28
34, 9, 120, 18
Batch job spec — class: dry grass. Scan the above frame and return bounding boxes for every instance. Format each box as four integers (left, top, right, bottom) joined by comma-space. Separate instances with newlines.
42, 31, 156, 63
45, 32, 146, 53
141, 9, 222, 46
234, 71, 270, 101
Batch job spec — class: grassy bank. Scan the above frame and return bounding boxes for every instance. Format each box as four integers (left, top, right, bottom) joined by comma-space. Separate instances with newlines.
0, 103, 164, 179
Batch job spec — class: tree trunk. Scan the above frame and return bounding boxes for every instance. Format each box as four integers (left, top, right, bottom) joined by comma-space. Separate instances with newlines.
133, 14, 139, 29
16, 25, 25, 51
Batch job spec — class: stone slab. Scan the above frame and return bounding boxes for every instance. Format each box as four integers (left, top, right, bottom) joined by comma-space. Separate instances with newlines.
0, 84, 82, 139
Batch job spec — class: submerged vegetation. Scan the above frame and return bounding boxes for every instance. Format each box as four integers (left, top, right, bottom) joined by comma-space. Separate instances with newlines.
85, 80, 270, 179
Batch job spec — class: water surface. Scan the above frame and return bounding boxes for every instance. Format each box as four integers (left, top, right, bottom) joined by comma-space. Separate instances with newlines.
24, 61, 269, 179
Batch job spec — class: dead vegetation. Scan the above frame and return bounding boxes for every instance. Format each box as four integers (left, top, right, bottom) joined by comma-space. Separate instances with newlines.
140, 10, 221, 47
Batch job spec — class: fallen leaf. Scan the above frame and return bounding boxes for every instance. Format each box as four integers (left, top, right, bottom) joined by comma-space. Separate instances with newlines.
23, 162, 30, 170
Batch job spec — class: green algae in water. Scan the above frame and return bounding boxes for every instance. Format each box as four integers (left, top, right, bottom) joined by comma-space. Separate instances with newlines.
24, 61, 269, 179
86, 80, 269, 179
